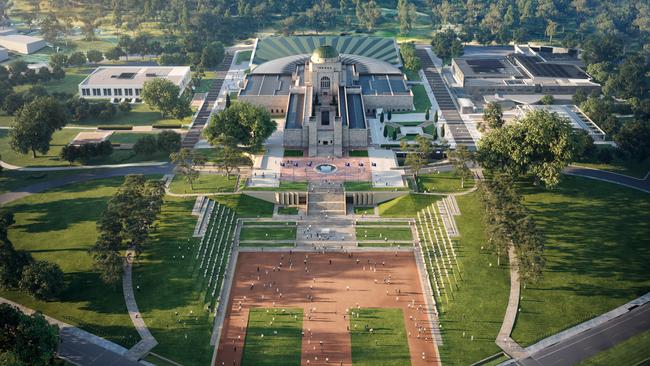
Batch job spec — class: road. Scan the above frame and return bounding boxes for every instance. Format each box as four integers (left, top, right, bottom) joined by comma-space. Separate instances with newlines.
564, 166, 650, 193
58, 329, 143, 366
518, 303, 650, 366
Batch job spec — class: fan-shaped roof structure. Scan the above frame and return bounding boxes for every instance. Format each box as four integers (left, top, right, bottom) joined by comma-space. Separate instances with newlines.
251, 54, 403, 75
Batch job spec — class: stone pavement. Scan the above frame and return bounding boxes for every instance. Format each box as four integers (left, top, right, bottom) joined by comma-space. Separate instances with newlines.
122, 251, 158, 361
565, 165, 650, 193
368, 147, 406, 187
495, 248, 528, 360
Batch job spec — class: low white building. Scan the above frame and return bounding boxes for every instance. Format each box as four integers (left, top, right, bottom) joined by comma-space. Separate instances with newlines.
0, 34, 46, 54
78, 66, 192, 101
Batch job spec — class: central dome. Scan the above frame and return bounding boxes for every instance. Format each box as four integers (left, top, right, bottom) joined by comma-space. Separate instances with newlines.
311, 45, 339, 63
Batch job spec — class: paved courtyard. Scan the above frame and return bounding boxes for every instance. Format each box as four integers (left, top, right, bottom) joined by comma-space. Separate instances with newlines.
215, 251, 439, 366
279, 155, 372, 183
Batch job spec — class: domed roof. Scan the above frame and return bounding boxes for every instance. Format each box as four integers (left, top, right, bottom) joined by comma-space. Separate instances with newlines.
311, 45, 339, 62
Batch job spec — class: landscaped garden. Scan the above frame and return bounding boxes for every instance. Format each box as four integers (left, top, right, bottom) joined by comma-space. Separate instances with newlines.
378, 194, 442, 218
417, 171, 475, 193
239, 226, 296, 241
355, 226, 413, 241
411, 84, 431, 113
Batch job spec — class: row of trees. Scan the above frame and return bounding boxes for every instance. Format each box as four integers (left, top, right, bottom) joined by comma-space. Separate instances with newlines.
0, 212, 66, 300
479, 174, 545, 283
60, 141, 114, 164
0, 60, 65, 87
133, 130, 182, 156
90, 175, 165, 285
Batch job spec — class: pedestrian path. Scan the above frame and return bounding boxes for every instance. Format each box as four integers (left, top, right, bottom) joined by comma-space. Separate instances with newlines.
123, 250, 158, 361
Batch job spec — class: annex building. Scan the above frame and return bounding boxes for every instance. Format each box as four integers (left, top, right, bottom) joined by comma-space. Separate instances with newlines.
78, 66, 191, 102
239, 36, 414, 157
451, 44, 600, 98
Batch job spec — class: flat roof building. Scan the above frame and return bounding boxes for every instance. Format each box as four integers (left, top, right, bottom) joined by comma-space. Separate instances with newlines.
78, 66, 191, 100
451, 46, 600, 98
0, 34, 46, 54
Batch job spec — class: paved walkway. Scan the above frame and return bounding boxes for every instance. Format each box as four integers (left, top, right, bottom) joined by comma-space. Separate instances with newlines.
0, 164, 173, 206
565, 165, 650, 193
123, 251, 158, 361
495, 247, 528, 359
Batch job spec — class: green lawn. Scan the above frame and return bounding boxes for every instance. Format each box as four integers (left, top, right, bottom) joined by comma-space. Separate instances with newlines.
355, 227, 413, 241
404, 69, 421, 81
277, 206, 299, 215
0, 112, 15, 127
354, 206, 375, 215
71, 103, 192, 127
245, 181, 309, 191
236, 50, 253, 65
1, 177, 141, 347
239, 242, 296, 248
512, 176, 650, 345
14, 67, 94, 95
577, 328, 650, 366
434, 193, 510, 365
193, 71, 218, 93
411, 84, 431, 113
349, 308, 411, 366
108, 132, 158, 144
344, 181, 409, 191
379, 194, 442, 218
212, 194, 274, 218
0, 129, 169, 168
168, 173, 237, 194
242, 308, 303, 366
349, 150, 369, 157
134, 197, 218, 366
573, 157, 650, 179
283, 149, 304, 157
417, 171, 475, 193
239, 226, 296, 241
0, 170, 96, 195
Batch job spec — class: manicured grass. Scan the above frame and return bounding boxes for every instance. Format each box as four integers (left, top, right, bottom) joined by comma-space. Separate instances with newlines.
379, 194, 442, 218
348, 150, 369, 157
212, 194, 274, 218
14, 67, 94, 95
169, 173, 237, 194
357, 242, 407, 247
436, 193, 510, 365
241, 221, 297, 226
0, 112, 15, 127
417, 171, 475, 193
239, 242, 295, 248
577, 328, 650, 366
193, 71, 218, 93
573, 157, 650, 179
354, 206, 375, 215
355, 227, 413, 241
277, 206, 299, 215
236, 50, 253, 65
108, 132, 158, 144
134, 197, 217, 366
245, 181, 309, 191
242, 308, 303, 366
411, 84, 431, 113
239, 227, 296, 241
283, 149, 304, 157
349, 308, 411, 366
1, 176, 142, 347
70, 103, 192, 127
344, 181, 409, 191
511, 176, 650, 346
355, 221, 410, 226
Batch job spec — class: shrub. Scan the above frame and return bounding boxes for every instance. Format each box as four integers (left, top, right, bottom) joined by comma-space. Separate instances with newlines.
133, 135, 159, 155
98, 125, 133, 130
67, 52, 87, 66
157, 130, 181, 153
59, 141, 113, 163
19, 261, 65, 300
152, 123, 182, 129
118, 101, 132, 113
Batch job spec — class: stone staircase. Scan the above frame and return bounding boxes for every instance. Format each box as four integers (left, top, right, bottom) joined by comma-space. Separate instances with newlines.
307, 184, 346, 216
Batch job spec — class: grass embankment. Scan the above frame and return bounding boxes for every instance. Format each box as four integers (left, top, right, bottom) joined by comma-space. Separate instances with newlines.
417, 171, 475, 193
378, 194, 442, 218
242, 308, 303, 366
239, 226, 296, 241
355, 226, 412, 241
1, 177, 141, 347
212, 194, 274, 218
169, 173, 237, 194
349, 308, 411, 366
512, 176, 650, 345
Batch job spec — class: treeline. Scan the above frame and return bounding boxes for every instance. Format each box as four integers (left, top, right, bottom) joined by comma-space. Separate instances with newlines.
0, 303, 59, 366
478, 174, 545, 283
90, 175, 164, 285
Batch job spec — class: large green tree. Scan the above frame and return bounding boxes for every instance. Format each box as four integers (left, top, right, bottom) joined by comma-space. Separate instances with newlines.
482, 102, 503, 130
0, 304, 59, 366
430, 29, 464, 64
140, 78, 190, 119
478, 109, 577, 188
205, 101, 276, 151
170, 148, 206, 190
19, 261, 65, 300
397, 0, 418, 34
211, 134, 253, 179
9, 97, 67, 158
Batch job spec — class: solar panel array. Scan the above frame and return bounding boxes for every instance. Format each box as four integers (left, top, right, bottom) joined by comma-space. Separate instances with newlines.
466, 59, 506, 73
513, 54, 588, 79
253, 36, 400, 67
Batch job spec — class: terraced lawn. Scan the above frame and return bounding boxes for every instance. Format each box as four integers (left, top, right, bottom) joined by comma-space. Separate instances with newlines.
242, 308, 303, 366
417, 171, 475, 193
239, 226, 296, 241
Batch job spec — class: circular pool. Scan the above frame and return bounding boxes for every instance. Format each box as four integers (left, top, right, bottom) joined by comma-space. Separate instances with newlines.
315, 164, 337, 174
